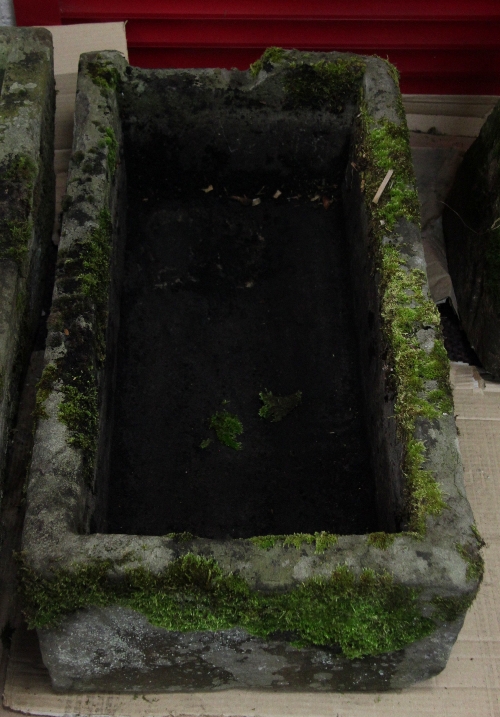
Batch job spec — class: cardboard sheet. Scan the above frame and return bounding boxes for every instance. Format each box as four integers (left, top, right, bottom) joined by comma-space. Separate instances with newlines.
3, 363, 500, 716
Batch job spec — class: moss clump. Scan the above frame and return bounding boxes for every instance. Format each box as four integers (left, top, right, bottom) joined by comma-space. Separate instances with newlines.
432, 594, 475, 622
251, 532, 338, 554
258, 390, 302, 422
209, 410, 243, 450
38, 207, 113, 483
0, 155, 37, 268
19, 553, 435, 660
165, 532, 195, 542
456, 543, 485, 583
87, 59, 121, 94
98, 127, 118, 176
58, 373, 98, 455
78, 208, 112, 359
283, 57, 365, 113
357, 103, 452, 534
250, 47, 286, 77
33, 363, 58, 419
0, 219, 33, 266
367, 532, 396, 549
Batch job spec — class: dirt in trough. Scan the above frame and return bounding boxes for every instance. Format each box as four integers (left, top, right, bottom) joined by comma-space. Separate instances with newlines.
106, 183, 378, 539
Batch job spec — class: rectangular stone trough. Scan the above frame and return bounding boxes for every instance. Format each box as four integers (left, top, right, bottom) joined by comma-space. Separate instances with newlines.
21, 49, 482, 693
0, 28, 54, 504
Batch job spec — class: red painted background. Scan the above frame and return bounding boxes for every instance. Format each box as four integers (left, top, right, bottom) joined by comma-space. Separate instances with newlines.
13, 0, 500, 94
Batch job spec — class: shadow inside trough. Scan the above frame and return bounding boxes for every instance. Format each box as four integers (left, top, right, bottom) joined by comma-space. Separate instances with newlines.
106, 172, 377, 539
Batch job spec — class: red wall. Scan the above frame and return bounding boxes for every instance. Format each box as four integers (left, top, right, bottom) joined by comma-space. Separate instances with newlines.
13, 0, 500, 94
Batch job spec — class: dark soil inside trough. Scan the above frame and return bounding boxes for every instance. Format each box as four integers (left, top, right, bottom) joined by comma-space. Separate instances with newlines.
106, 183, 378, 539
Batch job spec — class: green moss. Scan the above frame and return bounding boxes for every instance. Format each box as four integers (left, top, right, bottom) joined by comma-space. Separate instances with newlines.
36, 207, 112, 483
78, 208, 112, 359
0, 154, 37, 267
98, 127, 118, 176
367, 532, 396, 549
87, 59, 121, 94
0, 219, 33, 266
258, 390, 302, 421
58, 375, 98, 455
250, 532, 338, 554
33, 363, 58, 420
19, 554, 435, 659
357, 103, 453, 534
72, 150, 84, 166
456, 543, 484, 582
432, 594, 475, 622
250, 47, 286, 77
471, 523, 485, 547
209, 410, 243, 450
165, 532, 195, 542
200, 438, 211, 449
283, 57, 365, 112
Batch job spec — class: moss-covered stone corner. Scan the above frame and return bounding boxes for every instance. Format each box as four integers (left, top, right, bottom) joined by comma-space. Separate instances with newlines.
283, 56, 365, 113
86, 56, 121, 95
367, 532, 396, 550
250, 47, 286, 77
250, 531, 338, 554
356, 98, 452, 535
250, 49, 365, 114
18, 552, 439, 660
209, 409, 243, 450
258, 390, 302, 422
0, 154, 37, 268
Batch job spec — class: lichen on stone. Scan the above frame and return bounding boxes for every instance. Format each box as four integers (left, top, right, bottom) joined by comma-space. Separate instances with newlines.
0, 154, 37, 267
250, 47, 286, 77
282, 56, 366, 112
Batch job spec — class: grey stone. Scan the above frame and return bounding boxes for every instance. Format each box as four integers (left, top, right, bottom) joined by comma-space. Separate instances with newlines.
22, 49, 481, 692
0, 28, 54, 508
443, 101, 500, 376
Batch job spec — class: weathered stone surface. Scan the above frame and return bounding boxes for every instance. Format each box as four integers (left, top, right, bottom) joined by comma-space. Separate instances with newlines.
0, 28, 54, 508
38, 605, 465, 693
22, 49, 481, 692
443, 102, 500, 377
